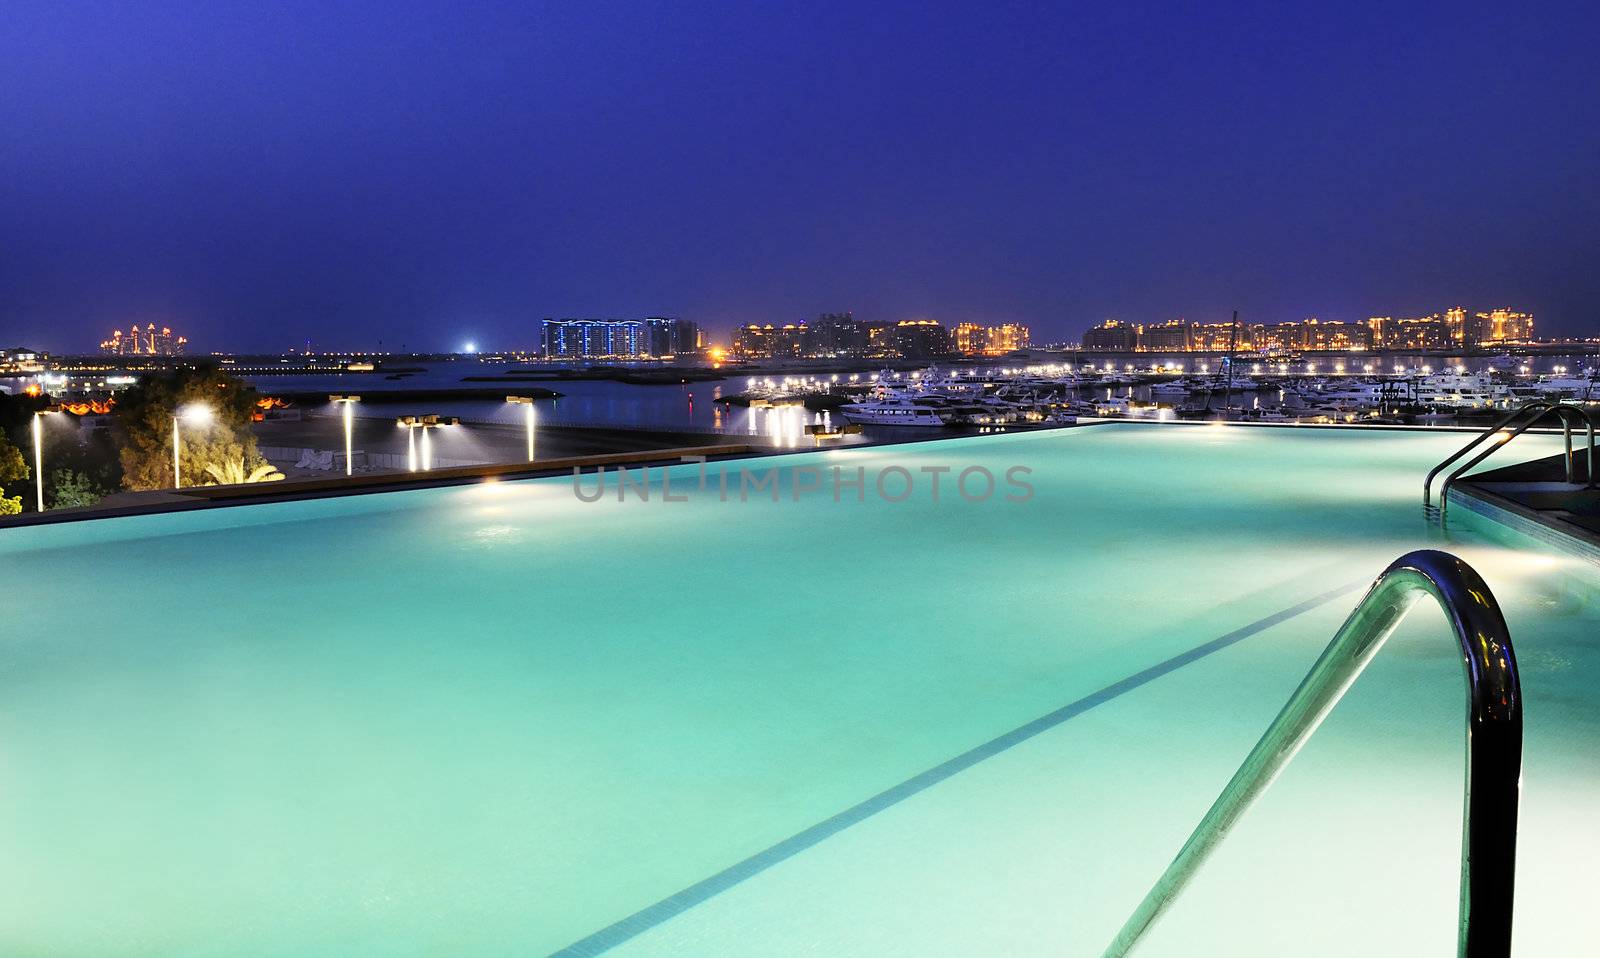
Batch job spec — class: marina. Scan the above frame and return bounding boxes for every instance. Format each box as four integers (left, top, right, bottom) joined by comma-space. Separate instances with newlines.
725, 358, 1600, 430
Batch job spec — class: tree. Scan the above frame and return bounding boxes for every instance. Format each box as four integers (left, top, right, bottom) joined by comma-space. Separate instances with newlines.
48, 469, 109, 509
112, 365, 262, 490
0, 431, 26, 516
203, 458, 285, 485
0, 391, 122, 511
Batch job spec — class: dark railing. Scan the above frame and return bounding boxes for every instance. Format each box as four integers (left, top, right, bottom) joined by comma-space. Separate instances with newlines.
1102, 550, 1522, 958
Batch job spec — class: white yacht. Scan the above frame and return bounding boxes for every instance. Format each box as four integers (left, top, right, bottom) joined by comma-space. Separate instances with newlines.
1148, 379, 1193, 397
1533, 372, 1599, 401
1410, 372, 1509, 408
1301, 378, 1395, 407
838, 398, 951, 426
1089, 395, 1136, 415
1183, 376, 1260, 396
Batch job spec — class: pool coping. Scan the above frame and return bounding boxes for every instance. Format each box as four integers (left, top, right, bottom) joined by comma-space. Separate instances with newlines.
0, 444, 759, 529
1450, 479, 1600, 566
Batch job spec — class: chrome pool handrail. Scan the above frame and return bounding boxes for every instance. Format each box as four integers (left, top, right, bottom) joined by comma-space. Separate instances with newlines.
1101, 550, 1521, 958
1423, 401, 1593, 519
1438, 403, 1596, 522
1423, 403, 1546, 514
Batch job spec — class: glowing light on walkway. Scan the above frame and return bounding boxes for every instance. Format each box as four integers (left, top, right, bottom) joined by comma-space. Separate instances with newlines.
330, 395, 360, 476
507, 396, 536, 462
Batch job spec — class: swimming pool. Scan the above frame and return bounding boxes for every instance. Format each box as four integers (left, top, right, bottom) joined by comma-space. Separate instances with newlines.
3, 423, 1595, 955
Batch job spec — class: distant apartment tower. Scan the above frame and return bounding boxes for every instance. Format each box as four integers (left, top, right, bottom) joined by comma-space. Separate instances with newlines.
956, 322, 1032, 356
1140, 319, 1192, 352
1082, 320, 1141, 351
641, 316, 701, 357
1373, 306, 1476, 349
732, 322, 810, 360
1368, 307, 1531, 349
864, 322, 898, 357
1185, 322, 1244, 352
672, 318, 704, 355
1295, 319, 1368, 350
542, 319, 639, 358
1477, 309, 1534, 343
1253, 319, 1368, 352
953, 323, 986, 355
101, 323, 187, 356
542, 317, 683, 359
986, 323, 1031, 354
809, 312, 869, 356
894, 320, 952, 359
732, 317, 952, 360
1366, 315, 1453, 350
731, 324, 772, 359
1444, 306, 1471, 346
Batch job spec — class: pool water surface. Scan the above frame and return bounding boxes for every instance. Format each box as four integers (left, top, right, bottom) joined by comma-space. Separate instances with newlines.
2, 423, 1595, 956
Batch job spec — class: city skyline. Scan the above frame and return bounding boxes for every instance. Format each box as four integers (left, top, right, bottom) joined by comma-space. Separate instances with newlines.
2, 299, 1562, 360
5, 3, 1599, 353
49, 302, 1559, 358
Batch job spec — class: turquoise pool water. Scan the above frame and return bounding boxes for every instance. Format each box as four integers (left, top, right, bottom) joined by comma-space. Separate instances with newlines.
2, 423, 1596, 956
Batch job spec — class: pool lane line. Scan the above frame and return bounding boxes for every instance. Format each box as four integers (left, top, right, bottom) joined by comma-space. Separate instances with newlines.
549, 578, 1368, 958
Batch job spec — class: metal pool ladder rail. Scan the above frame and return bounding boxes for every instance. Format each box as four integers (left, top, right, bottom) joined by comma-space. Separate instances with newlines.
1424, 400, 1597, 523
1102, 550, 1521, 958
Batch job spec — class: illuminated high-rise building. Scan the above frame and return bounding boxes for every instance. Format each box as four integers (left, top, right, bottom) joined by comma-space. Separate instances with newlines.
1295, 319, 1367, 350
642, 316, 700, 356
1082, 320, 1141, 351
1188, 322, 1247, 352
731, 322, 809, 359
1443, 306, 1470, 346
1366, 315, 1452, 350
1251, 319, 1366, 352
732, 324, 774, 360
953, 323, 987, 355
541, 318, 687, 358
1140, 319, 1192, 352
865, 322, 898, 357
893, 320, 952, 358
985, 323, 1031, 354
1476, 309, 1534, 343
810, 312, 868, 356
100, 323, 188, 356
953, 322, 1031, 356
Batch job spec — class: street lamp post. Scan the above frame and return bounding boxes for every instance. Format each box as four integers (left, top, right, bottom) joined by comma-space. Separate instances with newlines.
330, 395, 361, 476
32, 404, 62, 512
397, 415, 459, 472
506, 395, 536, 462
172, 404, 214, 489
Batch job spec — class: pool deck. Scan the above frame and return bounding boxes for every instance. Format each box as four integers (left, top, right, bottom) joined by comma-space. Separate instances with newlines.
1, 443, 760, 528
4, 421, 1090, 528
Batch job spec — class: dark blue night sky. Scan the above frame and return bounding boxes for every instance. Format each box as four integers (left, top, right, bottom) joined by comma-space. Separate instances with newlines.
5, 1, 1599, 352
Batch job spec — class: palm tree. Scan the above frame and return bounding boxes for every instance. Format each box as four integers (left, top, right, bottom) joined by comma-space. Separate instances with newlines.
203, 458, 285, 486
